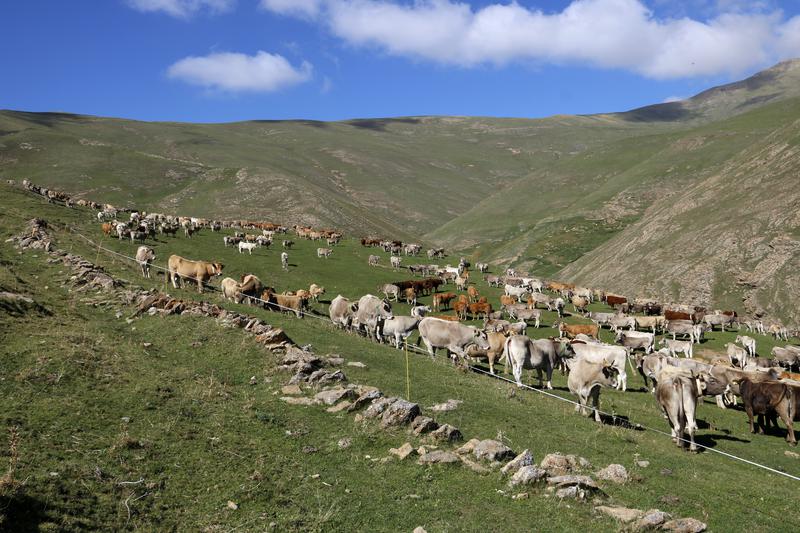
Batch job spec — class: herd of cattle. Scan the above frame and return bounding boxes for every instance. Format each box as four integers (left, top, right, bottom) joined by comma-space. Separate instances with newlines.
17, 179, 800, 452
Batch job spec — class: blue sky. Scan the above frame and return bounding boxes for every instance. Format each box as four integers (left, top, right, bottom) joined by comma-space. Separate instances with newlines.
2, 1, 800, 122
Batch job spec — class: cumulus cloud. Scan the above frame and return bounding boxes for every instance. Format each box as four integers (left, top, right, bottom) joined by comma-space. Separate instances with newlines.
260, 0, 800, 79
167, 51, 313, 92
128, 0, 235, 18
259, 0, 323, 18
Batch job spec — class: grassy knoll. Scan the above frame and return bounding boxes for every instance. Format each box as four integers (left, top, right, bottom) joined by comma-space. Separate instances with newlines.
1, 184, 799, 531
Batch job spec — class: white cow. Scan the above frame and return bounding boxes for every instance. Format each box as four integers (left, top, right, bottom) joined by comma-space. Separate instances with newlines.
571, 342, 630, 391
418, 318, 490, 361
135, 246, 156, 278
735, 335, 756, 357
504, 284, 528, 302
238, 242, 257, 255
660, 338, 693, 359
566, 357, 618, 422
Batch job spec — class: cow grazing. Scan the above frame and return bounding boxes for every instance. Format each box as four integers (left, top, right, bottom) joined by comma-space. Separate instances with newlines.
467, 301, 493, 320
507, 307, 541, 328
571, 295, 589, 314
262, 290, 307, 318
221, 277, 242, 303
432, 292, 456, 311
418, 317, 490, 361
135, 246, 156, 278
655, 367, 702, 452
504, 284, 528, 303
410, 305, 431, 318
571, 342, 629, 391
309, 284, 325, 302
555, 322, 599, 340
566, 357, 618, 422
381, 316, 422, 348
726, 343, 749, 368
239, 274, 263, 305
355, 295, 393, 340
317, 247, 332, 259
167, 255, 223, 293
239, 241, 257, 255
660, 338, 693, 359
736, 335, 756, 357
735, 378, 796, 445
772, 346, 800, 371
329, 295, 357, 329
506, 336, 565, 389
616, 330, 655, 354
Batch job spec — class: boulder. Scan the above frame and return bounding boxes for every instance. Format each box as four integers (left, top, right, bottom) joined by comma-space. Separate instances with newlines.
389, 443, 415, 461
411, 416, 439, 436
540, 453, 591, 476
326, 400, 353, 413
595, 505, 645, 523
455, 438, 481, 455
596, 464, 630, 484
380, 400, 421, 428
429, 399, 463, 412
348, 389, 384, 412
555, 486, 585, 500
660, 518, 707, 533
364, 397, 397, 419
473, 440, 515, 462
281, 384, 303, 395
337, 438, 352, 449
631, 510, 671, 531
280, 397, 316, 406
547, 475, 599, 490
459, 456, 491, 474
429, 424, 462, 443
347, 361, 367, 368
314, 388, 355, 406
501, 449, 534, 476
508, 466, 547, 487
417, 450, 460, 465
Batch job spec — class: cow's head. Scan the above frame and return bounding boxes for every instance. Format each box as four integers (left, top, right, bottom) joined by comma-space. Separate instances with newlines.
471, 328, 490, 350
602, 365, 619, 388
211, 262, 224, 276
380, 299, 393, 319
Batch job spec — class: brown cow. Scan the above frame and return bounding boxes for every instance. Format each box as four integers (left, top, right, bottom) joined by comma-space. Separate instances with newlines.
665, 310, 692, 322
432, 292, 456, 311
555, 322, 599, 340
101, 222, 114, 236
453, 300, 468, 320
167, 255, 223, 293
262, 289, 307, 318
606, 295, 627, 307
468, 301, 493, 320
736, 378, 795, 445
467, 286, 480, 303
500, 294, 516, 308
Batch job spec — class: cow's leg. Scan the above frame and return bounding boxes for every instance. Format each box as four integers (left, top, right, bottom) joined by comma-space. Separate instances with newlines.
591, 388, 602, 422
544, 366, 553, 390
746, 406, 756, 434
170, 272, 179, 288
512, 359, 523, 386
197, 278, 203, 293
715, 394, 727, 409
536, 368, 544, 388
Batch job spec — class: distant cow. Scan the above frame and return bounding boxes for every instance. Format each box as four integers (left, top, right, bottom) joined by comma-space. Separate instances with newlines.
736, 335, 756, 357
555, 322, 599, 340
317, 247, 332, 258
660, 338, 693, 359
167, 255, 223, 293
368, 255, 380, 267
432, 292, 456, 311
390, 256, 402, 269
506, 336, 566, 389
135, 246, 156, 278
239, 242, 257, 255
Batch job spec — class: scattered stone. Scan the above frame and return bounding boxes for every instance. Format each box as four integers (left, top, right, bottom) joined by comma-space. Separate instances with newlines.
314, 387, 355, 406
302, 446, 318, 454
785, 450, 800, 459
417, 450, 460, 465
547, 475, 599, 491
501, 449, 534, 476
636, 460, 651, 468
347, 361, 367, 368
455, 438, 481, 455
413, 527, 427, 533
511, 492, 529, 500
556, 486, 585, 500
249, 375, 258, 385
227, 500, 238, 510
473, 439, 515, 462
389, 443, 415, 461
411, 416, 439, 436
631, 510, 671, 531
364, 397, 397, 419
660, 495, 681, 506
380, 400, 420, 428
429, 399, 462, 412
311, 370, 348, 387
326, 356, 345, 366
142, 342, 152, 348
596, 464, 629, 484
326, 401, 353, 413
660, 518, 707, 533
347, 389, 383, 412
337, 438, 352, 449
417, 445, 437, 455
595, 505, 645, 523
429, 423, 462, 443
281, 396, 316, 406
281, 384, 303, 395
509, 466, 548, 487
540, 453, 591, 476
120, 417, 131, 424
660, 468, 673, 476
354, 414, 364, 423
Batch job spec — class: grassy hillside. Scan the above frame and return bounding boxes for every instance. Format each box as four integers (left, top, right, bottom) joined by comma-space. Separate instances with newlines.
2, 184, 800, 530
3, 60, 800, 323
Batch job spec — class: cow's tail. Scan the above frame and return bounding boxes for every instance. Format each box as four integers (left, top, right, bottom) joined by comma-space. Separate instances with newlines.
503, 337, 514, 373
675, 377, 685, 440
787, 384, 795, 422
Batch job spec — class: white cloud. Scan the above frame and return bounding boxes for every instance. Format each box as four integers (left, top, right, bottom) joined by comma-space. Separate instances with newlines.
128, 0, 235, 18
259, 0, 800, 79
663, 95, 686, 103
259, 0, 323, 18
167, 51, 313, 92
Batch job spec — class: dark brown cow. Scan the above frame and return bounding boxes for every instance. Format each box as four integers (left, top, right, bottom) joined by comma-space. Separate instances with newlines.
737, 378, 795, 445
606, 295, 628, 307
433, 292, 456, 311
665, 310, 692, 321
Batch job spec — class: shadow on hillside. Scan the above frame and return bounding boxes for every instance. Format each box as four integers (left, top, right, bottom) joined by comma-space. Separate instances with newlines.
250, 119, 328, 129
346, 118, 421, 131
4, 110, 87, 128
618, 102, 699, 123
0, 493, 52, 530
694, 433, 751, 450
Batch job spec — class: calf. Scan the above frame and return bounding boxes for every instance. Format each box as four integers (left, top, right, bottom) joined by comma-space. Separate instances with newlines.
736, 378, 796, 445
